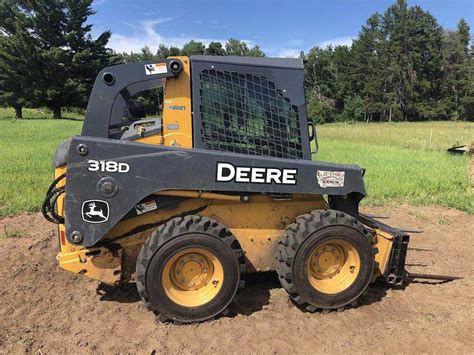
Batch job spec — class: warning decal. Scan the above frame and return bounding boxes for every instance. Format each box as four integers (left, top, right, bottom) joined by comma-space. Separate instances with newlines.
135, 200, 158, 215
144, 63, 168, 76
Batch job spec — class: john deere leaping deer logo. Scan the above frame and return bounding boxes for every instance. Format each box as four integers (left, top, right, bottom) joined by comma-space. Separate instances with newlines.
81, 200, 109, 223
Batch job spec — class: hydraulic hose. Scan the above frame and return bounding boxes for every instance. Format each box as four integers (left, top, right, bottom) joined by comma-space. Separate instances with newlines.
41, 173, 66, 224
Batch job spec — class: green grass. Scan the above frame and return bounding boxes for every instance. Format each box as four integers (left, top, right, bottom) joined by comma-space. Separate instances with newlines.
316, 121, 473, 213
315, 140, 472, 212
0, 107, 83, 120
0, 109, 472, 216
0, 118, 82, 216
317, 121, 473, 151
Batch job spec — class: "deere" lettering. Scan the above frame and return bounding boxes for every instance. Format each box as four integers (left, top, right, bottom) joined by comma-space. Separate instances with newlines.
216, 162, 297, 185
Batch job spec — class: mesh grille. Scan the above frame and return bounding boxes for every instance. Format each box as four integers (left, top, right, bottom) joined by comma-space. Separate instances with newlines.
199, 69, 303, 159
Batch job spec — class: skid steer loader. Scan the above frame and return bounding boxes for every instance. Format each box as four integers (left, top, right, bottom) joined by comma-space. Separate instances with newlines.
43, 56, 457, 323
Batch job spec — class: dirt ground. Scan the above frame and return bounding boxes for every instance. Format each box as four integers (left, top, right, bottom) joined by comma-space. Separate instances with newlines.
1, 205, 473, 354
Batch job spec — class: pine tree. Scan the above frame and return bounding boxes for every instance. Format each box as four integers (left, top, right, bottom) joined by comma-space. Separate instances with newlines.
384, 0, 413, 120
457, 19, 470, 50
0, 0, 112, 119
65, 0, 112, 108
155, 44, 170, 58
40, 0, 112, 118
181, 40, 205, 56
154, 45, 181, 58
454, 19, 473, 120
0, 0, 37, 118
442, 30, 466, 119
331, 45, 352, 112
437, 19, 472, 120
350, 13, 388, 121
168, 46, 181, 57
383, 0, 444, 120
205, 42, 225, 56
463, 45, 474, 120
247, 45, 266, 57
225, 38, 250, 56
409, 6, 444, 120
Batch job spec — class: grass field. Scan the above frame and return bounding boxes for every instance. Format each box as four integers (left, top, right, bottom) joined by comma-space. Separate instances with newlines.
0, 116, 83, 216
316, 122, 473, 213
0, 111, 472, 216
317, 121, 473, 151
0, 107, 83, 121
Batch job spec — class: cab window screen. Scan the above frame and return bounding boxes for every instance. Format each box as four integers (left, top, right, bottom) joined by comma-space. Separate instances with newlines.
199, 69, 303, 159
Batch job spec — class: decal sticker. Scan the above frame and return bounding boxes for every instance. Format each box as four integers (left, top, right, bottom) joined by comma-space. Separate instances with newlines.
88, 160, 130, 173
216, 162, 297, 185
144, 63, 168, 75
168, 105, 186, 111
82, 200, 109, 223
135, 200, 158, 215
166, 123, 179, 130
316, 170, 345, 188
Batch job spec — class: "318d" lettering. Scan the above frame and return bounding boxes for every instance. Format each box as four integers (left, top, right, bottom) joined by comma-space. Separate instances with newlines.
87, 160, 130, 173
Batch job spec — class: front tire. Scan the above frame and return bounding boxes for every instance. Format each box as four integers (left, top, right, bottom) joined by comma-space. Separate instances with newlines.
276, 209, 375, 312
136, 215, 245, 323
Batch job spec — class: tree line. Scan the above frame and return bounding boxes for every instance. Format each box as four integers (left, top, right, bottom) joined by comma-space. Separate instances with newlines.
304, 0, 473, 122
0, 0, 472, 121
120, 39, 265, 63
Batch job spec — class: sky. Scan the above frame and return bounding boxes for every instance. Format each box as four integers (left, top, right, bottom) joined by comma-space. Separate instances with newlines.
90, 0, 474, 57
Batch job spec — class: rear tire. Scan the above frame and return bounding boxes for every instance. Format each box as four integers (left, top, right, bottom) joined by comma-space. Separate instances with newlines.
276, 209, 375, 312
136, 215, 245, 323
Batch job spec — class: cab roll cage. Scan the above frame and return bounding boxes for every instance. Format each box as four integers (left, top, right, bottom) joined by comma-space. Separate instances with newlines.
81, 59, 184, 138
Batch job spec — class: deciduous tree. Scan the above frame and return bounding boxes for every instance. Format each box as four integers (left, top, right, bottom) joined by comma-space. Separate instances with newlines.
181, 40, 205, 56
205, 41, 225, 56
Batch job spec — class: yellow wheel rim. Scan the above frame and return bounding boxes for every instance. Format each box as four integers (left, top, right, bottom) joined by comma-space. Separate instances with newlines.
307, 239, 361, 294
162, 248, 224, 307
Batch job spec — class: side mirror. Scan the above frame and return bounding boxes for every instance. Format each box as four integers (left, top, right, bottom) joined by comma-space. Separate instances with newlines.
308, 121, 319, 155
308, 121, 315, 140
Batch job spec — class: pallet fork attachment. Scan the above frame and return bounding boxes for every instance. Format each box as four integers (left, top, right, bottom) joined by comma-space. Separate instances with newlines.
406, 273, 462, 282
359, 214, 461, 285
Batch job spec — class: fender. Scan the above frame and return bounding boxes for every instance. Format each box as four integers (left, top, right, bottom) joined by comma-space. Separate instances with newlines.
64, 136, 366, 247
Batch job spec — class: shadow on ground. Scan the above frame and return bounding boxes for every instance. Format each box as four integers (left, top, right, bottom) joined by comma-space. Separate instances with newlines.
94, 271, 431, 318
96, 282, 141, 303
229, 271, 281, 316
95, 271, 282, 317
